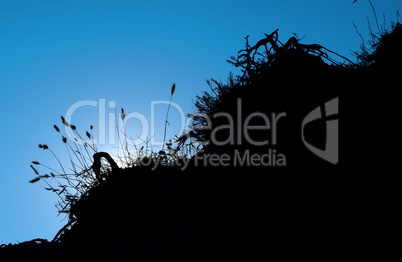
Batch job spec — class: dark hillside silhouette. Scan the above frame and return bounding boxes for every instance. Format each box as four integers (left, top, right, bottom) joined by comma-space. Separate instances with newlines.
1, 22, 400, 261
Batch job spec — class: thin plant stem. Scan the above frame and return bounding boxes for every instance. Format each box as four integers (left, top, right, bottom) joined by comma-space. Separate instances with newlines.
162, 94, 173, 152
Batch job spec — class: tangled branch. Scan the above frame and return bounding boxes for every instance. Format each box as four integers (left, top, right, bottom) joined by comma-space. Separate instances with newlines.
227, 29, 355, 81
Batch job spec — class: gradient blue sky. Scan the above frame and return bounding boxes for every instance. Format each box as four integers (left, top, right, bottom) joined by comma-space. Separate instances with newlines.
1, 0, 400, 244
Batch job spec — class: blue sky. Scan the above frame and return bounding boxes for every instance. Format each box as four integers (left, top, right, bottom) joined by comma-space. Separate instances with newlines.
0, 0, 400, 244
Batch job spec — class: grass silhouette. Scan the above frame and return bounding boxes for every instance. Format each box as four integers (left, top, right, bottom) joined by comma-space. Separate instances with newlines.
27, 83, 194, 221
29, 122, 99, 216
1, 17, 401, 261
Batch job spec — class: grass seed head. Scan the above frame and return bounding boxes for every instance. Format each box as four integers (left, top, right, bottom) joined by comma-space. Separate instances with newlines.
171, 83, 176, 95
29, 177, 41, 183
61, 116, 69, 126
38, 144, 48, 150
121, 108, 125, 120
